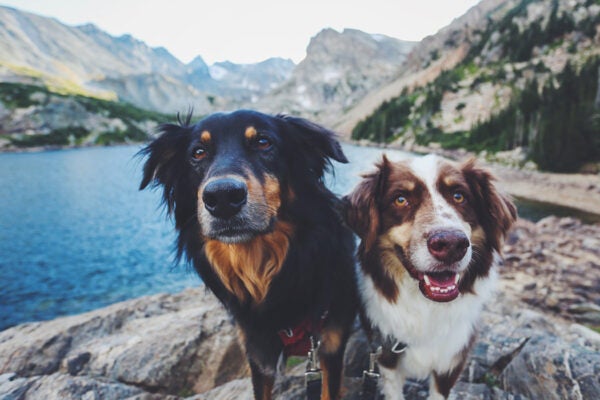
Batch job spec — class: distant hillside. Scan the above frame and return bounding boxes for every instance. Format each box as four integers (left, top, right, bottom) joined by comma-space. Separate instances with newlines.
0, 6, 294, 114
0, 82, 170, 150
0, 5, 424, 124
348, 0, 600, 172
255, 28, 416, 126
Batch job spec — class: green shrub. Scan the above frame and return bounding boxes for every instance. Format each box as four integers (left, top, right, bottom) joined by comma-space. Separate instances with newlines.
11, 127, 90, 147
0, 82, 46, 108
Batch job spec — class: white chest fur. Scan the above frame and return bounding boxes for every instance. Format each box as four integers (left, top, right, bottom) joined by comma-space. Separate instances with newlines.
359, 266, 498, 379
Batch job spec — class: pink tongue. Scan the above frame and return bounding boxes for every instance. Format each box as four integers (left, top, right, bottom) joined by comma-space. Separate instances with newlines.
428, 272, 456, 288
419, 272, 460, 303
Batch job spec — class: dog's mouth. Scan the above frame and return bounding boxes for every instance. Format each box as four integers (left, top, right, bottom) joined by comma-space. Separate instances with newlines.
210, 228, 256, 243
417, 271, 460, 303
394, 245, 461, 303
205, 216, 275, 244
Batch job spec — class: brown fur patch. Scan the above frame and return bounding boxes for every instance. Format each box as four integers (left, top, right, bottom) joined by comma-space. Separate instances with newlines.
243, 172, 281, 222
378, 348, 400, 369
459, 225, 492, 294
320, 356, 332, 400
263, 174, 282, 212
344, 156, 390, 252
377, 230, 411, 284
245, 126, 257, 141
438, 162, 469, 190
259, 379, 274, 400
470, 225, 486, 248
200, 130, 211, 143
461, 158, 517, 251
286, 186, 296, 203
433, 333, 476, 398
204, 221, 294, 304
379, 162, 430, 234
321, 327, 343, 355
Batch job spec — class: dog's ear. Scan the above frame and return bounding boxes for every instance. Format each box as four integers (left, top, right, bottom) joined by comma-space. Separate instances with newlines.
462, 158, 517, 251
138, 122, 192, 215
277, 115, 347, 180
343, 155, 391, 252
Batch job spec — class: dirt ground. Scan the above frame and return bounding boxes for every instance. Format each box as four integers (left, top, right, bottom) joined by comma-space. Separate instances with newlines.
489, 165, 600, 216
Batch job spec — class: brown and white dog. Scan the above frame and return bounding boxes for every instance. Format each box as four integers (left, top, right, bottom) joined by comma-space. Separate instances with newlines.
344, 154, 516, 400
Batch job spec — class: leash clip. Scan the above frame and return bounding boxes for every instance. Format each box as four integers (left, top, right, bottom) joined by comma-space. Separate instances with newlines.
361, 346, 382, 400
305, 336, 322, 400
305, 336, 321, 375
366, 346, 382, 376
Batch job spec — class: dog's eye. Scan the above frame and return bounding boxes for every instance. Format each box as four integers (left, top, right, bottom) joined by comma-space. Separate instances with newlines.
255, 136, 272, 150
192, 147, 207, 160
453, 192, 466, 204
395, 196, 408, 207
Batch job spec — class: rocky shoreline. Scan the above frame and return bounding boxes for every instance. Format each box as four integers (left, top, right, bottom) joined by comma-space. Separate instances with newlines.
1, 216, 599, 399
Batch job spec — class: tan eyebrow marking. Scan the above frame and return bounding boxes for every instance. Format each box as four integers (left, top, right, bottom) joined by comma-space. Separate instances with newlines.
245, 126, 257, 141
443, 176, 457, 187
400, 180, 416, 192
200, 130, 211, 143
438, 162, 466, 188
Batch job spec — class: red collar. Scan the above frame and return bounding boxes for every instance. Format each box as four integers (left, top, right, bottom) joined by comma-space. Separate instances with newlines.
278, 313, 327, 356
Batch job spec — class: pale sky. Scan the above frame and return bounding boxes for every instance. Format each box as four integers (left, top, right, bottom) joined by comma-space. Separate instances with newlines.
0, 0, 481, 64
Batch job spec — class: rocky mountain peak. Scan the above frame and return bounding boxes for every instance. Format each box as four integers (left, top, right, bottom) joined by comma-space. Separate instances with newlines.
304, 27, 413, 67
75, 22, 103, 34
255, 27, 416, 124
187, 55, 211, 81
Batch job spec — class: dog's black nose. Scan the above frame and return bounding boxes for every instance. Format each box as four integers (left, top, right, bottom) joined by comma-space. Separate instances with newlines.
202, 178, 247, 219
427, 230, 470, 263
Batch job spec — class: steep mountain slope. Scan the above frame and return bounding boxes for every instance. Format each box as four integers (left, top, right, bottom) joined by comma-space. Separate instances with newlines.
347, 0, 600, 172
256, 28, 416, 125
0, 8, 188, 88
0, 6, 294, 114
335, 0, 516, 134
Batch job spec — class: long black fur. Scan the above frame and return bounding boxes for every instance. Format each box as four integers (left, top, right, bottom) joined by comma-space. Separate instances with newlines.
139, 109, 357, 399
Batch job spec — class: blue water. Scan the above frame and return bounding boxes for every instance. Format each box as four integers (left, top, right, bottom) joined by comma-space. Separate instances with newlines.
0, 144, 412, 331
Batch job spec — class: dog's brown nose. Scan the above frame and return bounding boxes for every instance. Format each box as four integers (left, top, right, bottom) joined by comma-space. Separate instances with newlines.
427, 230, 469, 263
203, 178, 247, 219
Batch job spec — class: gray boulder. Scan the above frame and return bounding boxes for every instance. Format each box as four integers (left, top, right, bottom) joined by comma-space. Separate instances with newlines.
0, 288, 247, 398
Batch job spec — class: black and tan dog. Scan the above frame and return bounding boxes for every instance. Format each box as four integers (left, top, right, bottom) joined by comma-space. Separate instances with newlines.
139, 110, 357, 400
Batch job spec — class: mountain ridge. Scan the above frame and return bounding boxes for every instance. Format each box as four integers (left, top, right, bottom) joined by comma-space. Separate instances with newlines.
0, 5, 295, 114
